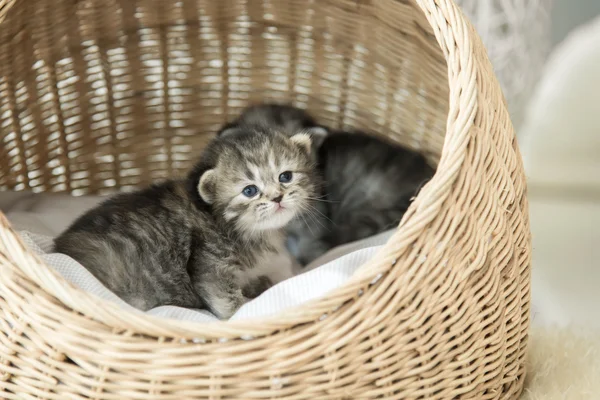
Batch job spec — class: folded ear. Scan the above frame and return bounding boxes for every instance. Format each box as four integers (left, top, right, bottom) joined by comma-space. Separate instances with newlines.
290, 132, 313, 154
198, 169, 216, 204
217, 124, 239, 138
306, 126, 329, 148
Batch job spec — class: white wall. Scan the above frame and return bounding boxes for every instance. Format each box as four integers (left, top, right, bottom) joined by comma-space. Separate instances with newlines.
523, 4, 600, 329
551, 0, 600, 45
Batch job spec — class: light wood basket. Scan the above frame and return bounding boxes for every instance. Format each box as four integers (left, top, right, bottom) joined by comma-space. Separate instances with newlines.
0, 0, 531, 399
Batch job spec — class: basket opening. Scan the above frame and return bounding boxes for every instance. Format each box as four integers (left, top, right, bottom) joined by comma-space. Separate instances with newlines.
0, 0, 455, 326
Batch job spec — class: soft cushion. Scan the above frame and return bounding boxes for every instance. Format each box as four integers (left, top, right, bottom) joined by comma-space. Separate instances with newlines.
1, 190, 393, 323
0, 191, 103, 236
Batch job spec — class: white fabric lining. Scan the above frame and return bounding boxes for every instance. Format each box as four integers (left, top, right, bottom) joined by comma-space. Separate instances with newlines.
17, 230, 391, 323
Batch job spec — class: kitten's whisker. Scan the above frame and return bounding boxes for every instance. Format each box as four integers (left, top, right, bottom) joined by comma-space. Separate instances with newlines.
305, 193, 331, 200
306, 197, 338, 204
301, 208, 321, 230
289, 201, 321, 234
306, 194, 335, 200
297, 203, 330, 232
306, 203, 336, 227
303, 207, 333, 232
298, 211, 316, 237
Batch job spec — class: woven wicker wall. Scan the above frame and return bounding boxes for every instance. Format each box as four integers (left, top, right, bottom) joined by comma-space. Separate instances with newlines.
0, 0, 448, 195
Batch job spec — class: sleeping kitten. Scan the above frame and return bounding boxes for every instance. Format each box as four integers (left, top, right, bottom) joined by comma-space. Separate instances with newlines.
316, 132, 434, 247
54, 126, 317, 319
220, 104, 435, 265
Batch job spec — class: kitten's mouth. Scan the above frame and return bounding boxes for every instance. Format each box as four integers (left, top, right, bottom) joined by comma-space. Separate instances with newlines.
255, 205, 295, 231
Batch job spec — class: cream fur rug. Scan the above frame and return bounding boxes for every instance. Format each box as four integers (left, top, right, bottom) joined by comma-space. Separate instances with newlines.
522, 327, 600, 399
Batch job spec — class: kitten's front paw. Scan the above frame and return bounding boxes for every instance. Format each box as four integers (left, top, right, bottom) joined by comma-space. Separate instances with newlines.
242, 275, 273, 299
209, 289, 248, 320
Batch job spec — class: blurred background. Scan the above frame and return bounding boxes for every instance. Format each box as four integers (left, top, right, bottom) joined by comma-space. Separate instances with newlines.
459, 0, 600, 331
551, 0, 600, 45
493, 0, 600, 330
464, 3, 600, 393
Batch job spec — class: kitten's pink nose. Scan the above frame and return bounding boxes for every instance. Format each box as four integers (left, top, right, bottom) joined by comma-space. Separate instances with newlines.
272, 195, 283, 203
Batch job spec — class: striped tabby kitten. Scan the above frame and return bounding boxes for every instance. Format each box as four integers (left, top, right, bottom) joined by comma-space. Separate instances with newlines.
220, 104, 435, 265
54, 126, 317, 319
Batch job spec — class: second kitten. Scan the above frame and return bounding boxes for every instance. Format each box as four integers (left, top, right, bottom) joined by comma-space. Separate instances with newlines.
221, 104, 435, 265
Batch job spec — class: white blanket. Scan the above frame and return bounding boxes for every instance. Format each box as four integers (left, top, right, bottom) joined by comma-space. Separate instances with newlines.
6, 191, 393, 323
2, 191, 541, 325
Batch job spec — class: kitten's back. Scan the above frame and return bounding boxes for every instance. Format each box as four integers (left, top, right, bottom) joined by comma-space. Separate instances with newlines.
54, 181, 205, 310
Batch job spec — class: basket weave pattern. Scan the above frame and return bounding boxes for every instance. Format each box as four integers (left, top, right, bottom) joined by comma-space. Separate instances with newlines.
0, 0, 531, 399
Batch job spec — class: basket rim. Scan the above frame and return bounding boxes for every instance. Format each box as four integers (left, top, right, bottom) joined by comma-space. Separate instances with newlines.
0, 0, 480, 339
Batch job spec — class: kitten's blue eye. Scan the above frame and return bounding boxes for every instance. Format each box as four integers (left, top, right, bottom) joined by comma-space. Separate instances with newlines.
279, 171, 293, 183
242, 185, 259, 197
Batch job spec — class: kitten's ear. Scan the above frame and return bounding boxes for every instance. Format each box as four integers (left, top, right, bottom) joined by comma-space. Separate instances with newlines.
306, 126, 328, 148
290, 132, 313, 154
198, 169, 216, 204
217, 124, 238, 138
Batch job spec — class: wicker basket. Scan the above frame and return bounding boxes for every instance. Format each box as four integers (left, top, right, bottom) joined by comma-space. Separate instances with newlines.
0, 0, 531, 399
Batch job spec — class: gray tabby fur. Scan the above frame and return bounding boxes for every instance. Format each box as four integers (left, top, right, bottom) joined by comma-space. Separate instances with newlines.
54, 126, 318, 319
220, 104, 435, 265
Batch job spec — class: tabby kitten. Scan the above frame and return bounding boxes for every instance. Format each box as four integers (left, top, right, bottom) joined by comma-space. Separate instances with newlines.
54, 126, 317, 319
220, 104, 435, 265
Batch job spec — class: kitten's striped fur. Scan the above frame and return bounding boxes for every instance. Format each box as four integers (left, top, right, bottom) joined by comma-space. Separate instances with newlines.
55, 126, 317, 319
